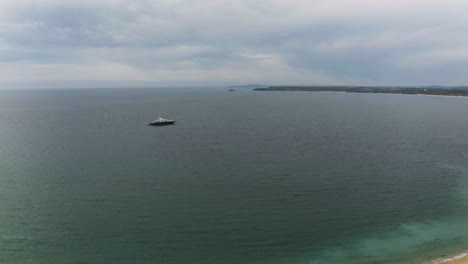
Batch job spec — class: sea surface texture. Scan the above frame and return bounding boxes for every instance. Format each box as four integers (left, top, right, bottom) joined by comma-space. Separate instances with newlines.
1, 88, 468, 264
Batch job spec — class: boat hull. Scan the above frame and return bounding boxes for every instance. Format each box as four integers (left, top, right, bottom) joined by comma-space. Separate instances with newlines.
148, 121, 175, 126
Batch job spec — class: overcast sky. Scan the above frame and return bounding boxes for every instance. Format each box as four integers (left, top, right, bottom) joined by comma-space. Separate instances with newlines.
1, 0, 468, 88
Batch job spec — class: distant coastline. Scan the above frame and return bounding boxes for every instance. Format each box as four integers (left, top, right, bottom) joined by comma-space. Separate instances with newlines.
228, 84, 267, 89
254, 86, 468, 97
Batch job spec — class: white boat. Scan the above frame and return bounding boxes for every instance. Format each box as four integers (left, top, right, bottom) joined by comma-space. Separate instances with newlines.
148, 115, 175, 126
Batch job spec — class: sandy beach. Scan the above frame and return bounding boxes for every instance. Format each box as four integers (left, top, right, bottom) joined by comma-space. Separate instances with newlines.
430, 253, 468, 264
448, 258, 468, 264
443, 257, 468, 264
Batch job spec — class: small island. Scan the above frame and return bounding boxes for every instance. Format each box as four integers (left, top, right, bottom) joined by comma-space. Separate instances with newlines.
254, 85, 468, 97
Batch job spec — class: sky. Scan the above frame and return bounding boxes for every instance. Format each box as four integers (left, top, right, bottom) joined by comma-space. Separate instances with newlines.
1, 0, 468, 88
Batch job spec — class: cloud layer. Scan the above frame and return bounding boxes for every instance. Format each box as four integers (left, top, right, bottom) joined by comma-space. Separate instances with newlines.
1, 0, 468, 87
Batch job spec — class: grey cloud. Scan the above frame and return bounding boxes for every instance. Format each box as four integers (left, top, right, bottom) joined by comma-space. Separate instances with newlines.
5, 6, 115, 47
1, 0, 468, 86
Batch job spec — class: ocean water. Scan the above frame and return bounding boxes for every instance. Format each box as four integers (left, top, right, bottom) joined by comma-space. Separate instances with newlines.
1, 88, 468, 264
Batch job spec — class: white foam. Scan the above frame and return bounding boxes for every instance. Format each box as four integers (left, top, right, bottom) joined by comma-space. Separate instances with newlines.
431, 252, 468, 263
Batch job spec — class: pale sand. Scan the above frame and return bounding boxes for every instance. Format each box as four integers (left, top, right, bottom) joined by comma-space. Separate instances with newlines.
440, 256, 468, 264
429, 253, 468, 264
449, 259, 468, 264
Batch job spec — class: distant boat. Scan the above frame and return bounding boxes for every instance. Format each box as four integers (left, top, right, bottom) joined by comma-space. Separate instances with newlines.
228, 89, 236, 91
148, 115, 175, 126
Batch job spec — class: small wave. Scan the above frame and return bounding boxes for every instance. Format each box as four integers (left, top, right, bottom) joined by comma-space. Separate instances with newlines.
430, 252, 468, 263
0, 234, 33, 241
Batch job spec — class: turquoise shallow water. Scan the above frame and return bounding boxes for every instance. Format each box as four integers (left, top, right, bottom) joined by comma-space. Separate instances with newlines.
1, 88, 468, 264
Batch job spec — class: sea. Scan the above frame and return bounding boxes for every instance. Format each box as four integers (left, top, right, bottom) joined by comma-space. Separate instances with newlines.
1, 87, 468, 264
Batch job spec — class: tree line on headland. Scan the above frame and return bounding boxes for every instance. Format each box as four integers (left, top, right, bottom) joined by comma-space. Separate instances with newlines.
254, 86, 468, 96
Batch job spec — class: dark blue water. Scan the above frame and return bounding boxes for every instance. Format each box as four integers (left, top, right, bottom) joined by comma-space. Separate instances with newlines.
1, 88, 468, 264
